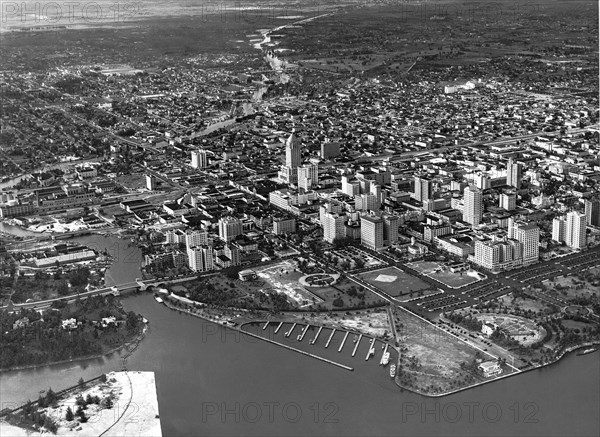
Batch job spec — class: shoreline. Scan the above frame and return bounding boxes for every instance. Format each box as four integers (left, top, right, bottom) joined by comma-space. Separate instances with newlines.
160, 297, 600, 398
0, 326, 147, 374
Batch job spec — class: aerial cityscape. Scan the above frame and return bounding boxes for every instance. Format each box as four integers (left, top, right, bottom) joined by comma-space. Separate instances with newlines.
0, 0, 599, 436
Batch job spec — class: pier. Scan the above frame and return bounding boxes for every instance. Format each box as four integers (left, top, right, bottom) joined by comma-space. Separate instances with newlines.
299, 325, 309, 341
241, 329, 353, 371
274, 322, 283, 334
285, 323, 297, 338
339, 331, 349, 352
380, 343, 389, 365
325, 329, 336, 348
262, 321, 269, 330
352, 334, 363, 357
311, 326, 323, 345
366, 338, 375, 361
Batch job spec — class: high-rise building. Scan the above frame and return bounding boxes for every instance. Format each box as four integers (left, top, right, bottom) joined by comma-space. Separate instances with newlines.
322, 212, 346, 243
298, 164, 318, 191
278, 130, 302, 185
191, 149, 208, 169
185, 230, 210, 249
474, 239, 523, 271
585, 198, 600, 227
413, 176, 432, 202
463, 186, 483, 226
218, 217, 243, 242
360, 215, 384, 251
341, 175, 360, 197
145, 174, 156, 191
356, 193, 380, 212
552, 216, 566, 242
499, 193, 516, 211
382, 214, 399, 246
507, 158, 522, 188
566, 211, 587, 249
273, 217, 296, 235
187, 246, 214, 272
510, 221, 539, 265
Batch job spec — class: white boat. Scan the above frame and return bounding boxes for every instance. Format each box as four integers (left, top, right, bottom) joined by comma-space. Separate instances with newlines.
381, 352, 390, 366
154, 296, 163, 303
390, 364, 396, 378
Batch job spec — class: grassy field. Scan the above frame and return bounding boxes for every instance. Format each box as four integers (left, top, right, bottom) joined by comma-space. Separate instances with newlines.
359, 267, 430, 297
394, 307, 484, 395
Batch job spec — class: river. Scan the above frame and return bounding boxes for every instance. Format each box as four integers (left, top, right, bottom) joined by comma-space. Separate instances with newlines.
0, 226, 599, 435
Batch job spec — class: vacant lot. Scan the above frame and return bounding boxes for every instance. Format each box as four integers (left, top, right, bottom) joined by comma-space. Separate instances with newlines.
359, 267, 430, 297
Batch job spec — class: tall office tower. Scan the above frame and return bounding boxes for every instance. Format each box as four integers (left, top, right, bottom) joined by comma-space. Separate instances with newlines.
356, 193, 380, 212
185, 230, 210, 249
191, 149, 208, 169
382, 214, 399, 246
218, 217, 243, 242
511, 222, 540, 265
360, 214, 384, 251
463, 186, 483, 226
278, 130, 302, 185
145, 174, 156, 191
585, 198, 600, 227
322, 212, 346, 243
499, 193, 517, 211
413, 176, 432, 202
566, 211, 587, 249
298, 164, 319, 191
507, 158, 522, 188
552, 216, 566, 243
187, 246, 214, 272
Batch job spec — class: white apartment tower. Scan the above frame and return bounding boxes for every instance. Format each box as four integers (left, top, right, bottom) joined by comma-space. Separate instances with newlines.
218, 217, 243, 242
463, 186, 483, 226
191, 149, 208, 169
566, 211, 587, 249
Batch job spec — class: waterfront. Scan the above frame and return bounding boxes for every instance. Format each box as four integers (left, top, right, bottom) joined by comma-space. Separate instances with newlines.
1, 292, 599, 436
0, 224, 599, 435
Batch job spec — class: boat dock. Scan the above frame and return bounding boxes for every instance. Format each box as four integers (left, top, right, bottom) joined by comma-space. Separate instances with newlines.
325, 329, 336, 348
380, 343, 389, 365
285, 323, 297, 338
299, 325, 309, 341
339, 331, 349, 352
311, 326, 323, 345
241, 329, 353, 372
262, 321, 269, 330
366, 338, 375, 361
274, 322, 283, 334
352, 334, 363, 357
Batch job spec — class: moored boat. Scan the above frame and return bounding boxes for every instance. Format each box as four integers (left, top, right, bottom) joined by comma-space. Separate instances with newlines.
390, 364, 396, 378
